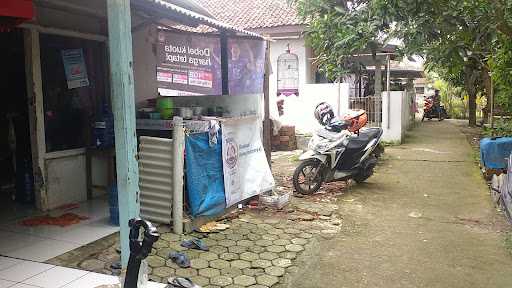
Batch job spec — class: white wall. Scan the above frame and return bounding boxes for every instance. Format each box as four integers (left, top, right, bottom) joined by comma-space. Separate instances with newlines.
268, 39, 313, 120
278, 83, 350, 135
268, 38, 311, 100
382, 91, 407, 143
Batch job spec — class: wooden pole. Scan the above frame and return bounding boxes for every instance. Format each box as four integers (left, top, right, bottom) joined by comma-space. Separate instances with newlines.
263, 40, 272, 167
490, 71, 494, 136
107, 0, 140, 267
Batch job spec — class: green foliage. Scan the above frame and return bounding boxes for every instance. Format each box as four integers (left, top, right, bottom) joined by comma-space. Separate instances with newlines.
490, 36, 512, 113
432, 79, 469, 119
484, 119, 512, 137
293, 0, 512, 125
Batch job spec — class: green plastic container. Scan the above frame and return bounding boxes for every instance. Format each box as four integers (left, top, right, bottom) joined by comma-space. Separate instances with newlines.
157, 97, 174, 110
160, 108, 173, 120
156, 97, 174, 119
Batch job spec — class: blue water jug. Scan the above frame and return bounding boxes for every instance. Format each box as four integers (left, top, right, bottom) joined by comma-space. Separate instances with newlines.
94, 104, 115, 149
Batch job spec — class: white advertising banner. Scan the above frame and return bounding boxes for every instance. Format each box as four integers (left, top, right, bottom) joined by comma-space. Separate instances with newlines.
222, 116, 275, 207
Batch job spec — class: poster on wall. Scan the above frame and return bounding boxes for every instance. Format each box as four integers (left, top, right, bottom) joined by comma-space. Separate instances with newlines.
228, 38, 266, 95
61, 49, 89, 89
157, 31, 222, 96
222, 116, 275, 207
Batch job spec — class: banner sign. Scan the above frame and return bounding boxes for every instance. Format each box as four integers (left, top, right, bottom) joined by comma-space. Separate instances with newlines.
228, 38, 266, 95
157, 31, 222, 96
61, 49, 89, 89
222, 117, 274, 207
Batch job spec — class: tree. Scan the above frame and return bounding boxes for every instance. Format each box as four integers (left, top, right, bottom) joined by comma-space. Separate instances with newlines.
294, 0, 508, 126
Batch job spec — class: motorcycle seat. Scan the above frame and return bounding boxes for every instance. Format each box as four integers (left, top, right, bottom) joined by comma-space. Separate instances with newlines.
347, 128, 382, 149
358, 128, 382, 141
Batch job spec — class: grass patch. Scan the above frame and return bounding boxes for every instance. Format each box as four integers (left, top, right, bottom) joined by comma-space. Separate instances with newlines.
290, 154, 301, 162
505, 232, 512, 256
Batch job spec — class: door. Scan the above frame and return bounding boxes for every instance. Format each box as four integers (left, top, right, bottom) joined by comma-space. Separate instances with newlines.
39, 33, 108, 209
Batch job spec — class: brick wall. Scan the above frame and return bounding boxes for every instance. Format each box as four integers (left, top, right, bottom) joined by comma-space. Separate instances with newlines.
271, 125, 297, 151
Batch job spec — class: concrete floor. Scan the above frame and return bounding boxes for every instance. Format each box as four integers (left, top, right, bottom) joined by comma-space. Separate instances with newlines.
291, 120, 512, 288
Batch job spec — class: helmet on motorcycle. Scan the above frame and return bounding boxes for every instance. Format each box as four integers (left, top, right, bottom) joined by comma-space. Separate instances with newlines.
314, 102, 334, 126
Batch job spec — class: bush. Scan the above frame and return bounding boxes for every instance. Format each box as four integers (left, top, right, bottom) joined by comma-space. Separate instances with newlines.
484, 119, 512, 137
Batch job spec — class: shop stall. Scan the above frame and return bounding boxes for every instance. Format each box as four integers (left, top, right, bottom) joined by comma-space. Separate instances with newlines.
133, 26, 274, 225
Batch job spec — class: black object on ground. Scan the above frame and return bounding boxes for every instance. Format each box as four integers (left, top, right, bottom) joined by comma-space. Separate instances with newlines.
180, 238, 209, 251
168, 251, 191, 268
167, 277, 201, 288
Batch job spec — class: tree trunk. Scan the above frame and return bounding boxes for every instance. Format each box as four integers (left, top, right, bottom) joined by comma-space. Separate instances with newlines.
464, 65, 479, 127
482, 66, 492, 124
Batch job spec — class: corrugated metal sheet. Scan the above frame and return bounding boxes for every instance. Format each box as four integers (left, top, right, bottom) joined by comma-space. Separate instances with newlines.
138, 136, 174, 224
133, 0, 263, 38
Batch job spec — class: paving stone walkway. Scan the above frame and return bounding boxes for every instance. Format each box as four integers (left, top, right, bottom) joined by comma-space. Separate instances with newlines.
48, 192, 344, 288
46, 151, 345, 287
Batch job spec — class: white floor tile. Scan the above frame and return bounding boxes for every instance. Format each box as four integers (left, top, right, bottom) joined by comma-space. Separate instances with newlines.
0, 256, 22, 271
61, 272, 120, 288
23, 266, 88, 288
9, 284, 41, 288
0, 221, 78, 238
0, 231, 48, 254
0, 279, 16, 288
4, 239, 81, 262
56, 219, 118, 245
0, 261, 54, 282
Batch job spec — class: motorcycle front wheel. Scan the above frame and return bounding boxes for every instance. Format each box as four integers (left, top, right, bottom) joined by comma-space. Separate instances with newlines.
293, 158, 324, 195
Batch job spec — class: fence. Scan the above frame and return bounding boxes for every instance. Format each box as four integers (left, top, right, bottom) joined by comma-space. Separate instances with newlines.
349, 95, 382, 127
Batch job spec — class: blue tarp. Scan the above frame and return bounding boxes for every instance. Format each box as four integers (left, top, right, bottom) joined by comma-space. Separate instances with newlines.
480, 137, 512, 169
185, 132, 226, 217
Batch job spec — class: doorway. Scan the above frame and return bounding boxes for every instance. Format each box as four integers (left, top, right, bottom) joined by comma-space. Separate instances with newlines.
0, 30, 118, 263
0, 29, 36, 222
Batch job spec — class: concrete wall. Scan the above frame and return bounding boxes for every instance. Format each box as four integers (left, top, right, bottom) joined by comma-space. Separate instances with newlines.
382, 91, 407, 143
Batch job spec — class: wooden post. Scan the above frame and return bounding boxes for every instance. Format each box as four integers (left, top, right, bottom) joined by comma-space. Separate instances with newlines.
490, 71, 494, 136
172, 117, 184, 234
107, 0, 140, 267
24, 28, 48, 211
220, 31, 229, 96
263, 40, 272, 167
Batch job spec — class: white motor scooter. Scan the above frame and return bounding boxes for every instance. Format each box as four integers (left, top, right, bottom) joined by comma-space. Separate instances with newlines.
292, 104, 384, 195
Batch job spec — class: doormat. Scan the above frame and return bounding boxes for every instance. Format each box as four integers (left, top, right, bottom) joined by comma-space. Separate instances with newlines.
20, 213, 89, 227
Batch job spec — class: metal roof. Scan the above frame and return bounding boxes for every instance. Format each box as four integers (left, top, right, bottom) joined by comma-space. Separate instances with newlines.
133, 0, 264, 38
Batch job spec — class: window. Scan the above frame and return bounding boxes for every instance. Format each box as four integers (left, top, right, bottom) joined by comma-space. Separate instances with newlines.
415, 86, 425, 94
277, 49, 299, 96
40, 34, 108, 152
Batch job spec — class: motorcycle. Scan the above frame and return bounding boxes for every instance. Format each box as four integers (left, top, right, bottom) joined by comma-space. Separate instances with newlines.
292, 105, 384, 195
422, 96, 448, 121
124, 218, 159, 288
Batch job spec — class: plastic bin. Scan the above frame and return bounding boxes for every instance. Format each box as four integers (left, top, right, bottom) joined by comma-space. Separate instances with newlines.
108, 185, 119, 226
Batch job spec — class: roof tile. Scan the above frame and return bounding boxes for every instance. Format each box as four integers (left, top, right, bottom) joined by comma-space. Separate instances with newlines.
194, 0, 303, 29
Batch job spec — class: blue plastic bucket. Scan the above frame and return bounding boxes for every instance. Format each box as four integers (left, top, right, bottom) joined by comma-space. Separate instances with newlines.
108, 185, 119, 226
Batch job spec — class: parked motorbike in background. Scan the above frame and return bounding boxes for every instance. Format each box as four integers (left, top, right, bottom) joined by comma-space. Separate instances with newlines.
422, 95, 448, 121
292, 102, 384, 195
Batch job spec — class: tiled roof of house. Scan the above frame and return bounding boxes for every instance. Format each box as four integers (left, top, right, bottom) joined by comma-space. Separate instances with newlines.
194, 0, 303, 29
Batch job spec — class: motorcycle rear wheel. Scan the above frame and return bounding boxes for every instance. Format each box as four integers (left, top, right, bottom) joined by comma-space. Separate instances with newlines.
293, 159, 324, 195
354, 156, 377, 183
